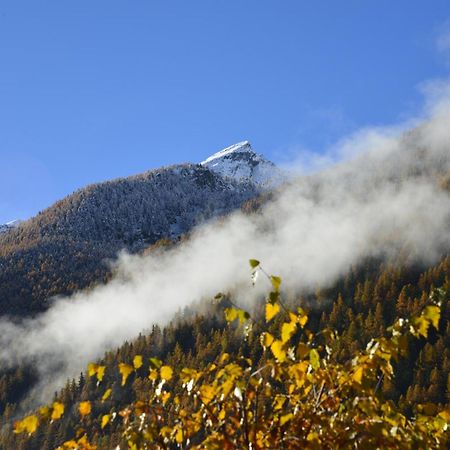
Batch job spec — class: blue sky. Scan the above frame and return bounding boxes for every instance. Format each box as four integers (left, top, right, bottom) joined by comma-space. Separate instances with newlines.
1, 1, 450, 223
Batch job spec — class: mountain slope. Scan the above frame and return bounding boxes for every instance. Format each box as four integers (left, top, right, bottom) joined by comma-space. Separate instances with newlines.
0, 159, 263, 316
1, 253, 448, 450
0, 130, 449, 449
1, 164, 256, 250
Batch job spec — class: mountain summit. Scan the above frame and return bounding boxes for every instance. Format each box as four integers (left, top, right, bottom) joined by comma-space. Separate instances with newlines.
201, 141, 285, 188
0, 141, 284, 316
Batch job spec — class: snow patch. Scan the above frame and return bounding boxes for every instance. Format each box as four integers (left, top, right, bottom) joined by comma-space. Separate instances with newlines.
0, 219, 22, 233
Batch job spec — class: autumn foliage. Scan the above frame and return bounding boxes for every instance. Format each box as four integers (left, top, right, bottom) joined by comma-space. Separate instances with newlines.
13, 261, 449, 449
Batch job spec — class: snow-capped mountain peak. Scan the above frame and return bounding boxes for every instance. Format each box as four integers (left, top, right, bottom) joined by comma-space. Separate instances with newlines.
201, 141, 253, 165
201, 141, 285, 188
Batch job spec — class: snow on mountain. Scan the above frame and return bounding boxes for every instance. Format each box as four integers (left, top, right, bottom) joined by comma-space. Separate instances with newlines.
0, 219, 22, 234
0, 163, 260, 316
201, 141, 285, 188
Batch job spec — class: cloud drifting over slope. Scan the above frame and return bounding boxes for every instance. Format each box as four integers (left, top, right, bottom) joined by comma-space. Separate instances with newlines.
1, 85, 450, 408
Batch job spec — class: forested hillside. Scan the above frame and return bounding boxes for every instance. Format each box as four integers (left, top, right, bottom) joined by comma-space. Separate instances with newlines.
4, 1, 450, 447
0, 127, 449, 448
0, 253, 448, 449
0, 164, 257, 316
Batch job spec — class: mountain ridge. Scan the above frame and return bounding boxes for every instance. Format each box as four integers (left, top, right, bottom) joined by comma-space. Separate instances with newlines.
0, 143, 279, 316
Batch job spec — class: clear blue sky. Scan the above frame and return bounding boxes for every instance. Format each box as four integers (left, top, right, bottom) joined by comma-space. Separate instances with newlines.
1, 1, 449, 223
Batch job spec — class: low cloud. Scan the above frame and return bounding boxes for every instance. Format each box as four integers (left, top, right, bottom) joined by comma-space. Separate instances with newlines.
0, 80, 449, 410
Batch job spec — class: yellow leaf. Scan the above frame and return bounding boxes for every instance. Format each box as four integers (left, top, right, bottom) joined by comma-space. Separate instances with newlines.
307, 431, 319, 442
289, 361, 308, 387
225, 363, 243, 377
149, 357, 162, 369
423, 305, 440, 329
261, 332, 275, 348
411, 316, 429, 338
160, 365, 173, 381
298, 314, 308, 327
79, 401, 91, 417
57, 439, 77, 449
39, 405, 51, 419
87, 363, 97, 377
353, 366, 364, 384
274, 395, 286, 411
270, 275, 282, 291
199, 384, 216, 405
88, 363, 106, 382
175, 428, 183, 444
221, 379, 234, 398
149, 368, 158, 381
119, 363, 134, 386
14, 415, 39, 434
180, 367, 199, 384
280, 413, 293, 426
225, 307, 238, 322
309, 349, 320, 370
296, 307, 309, 327
271, 340, 286, 362
96, 365, 106, 382
77, 435, 91, 447
225, 307, 249, 324
51, 402, 65, 420
237, 309, 250, 324
249, 259, 260, 269
133, 355, 143, 370
101, 414, 110, 429
281, 321, 296, 343
102, 388, 112, 402
160, 426, 172, 438
161, 391, 171, 405
265, 302, 280, 321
